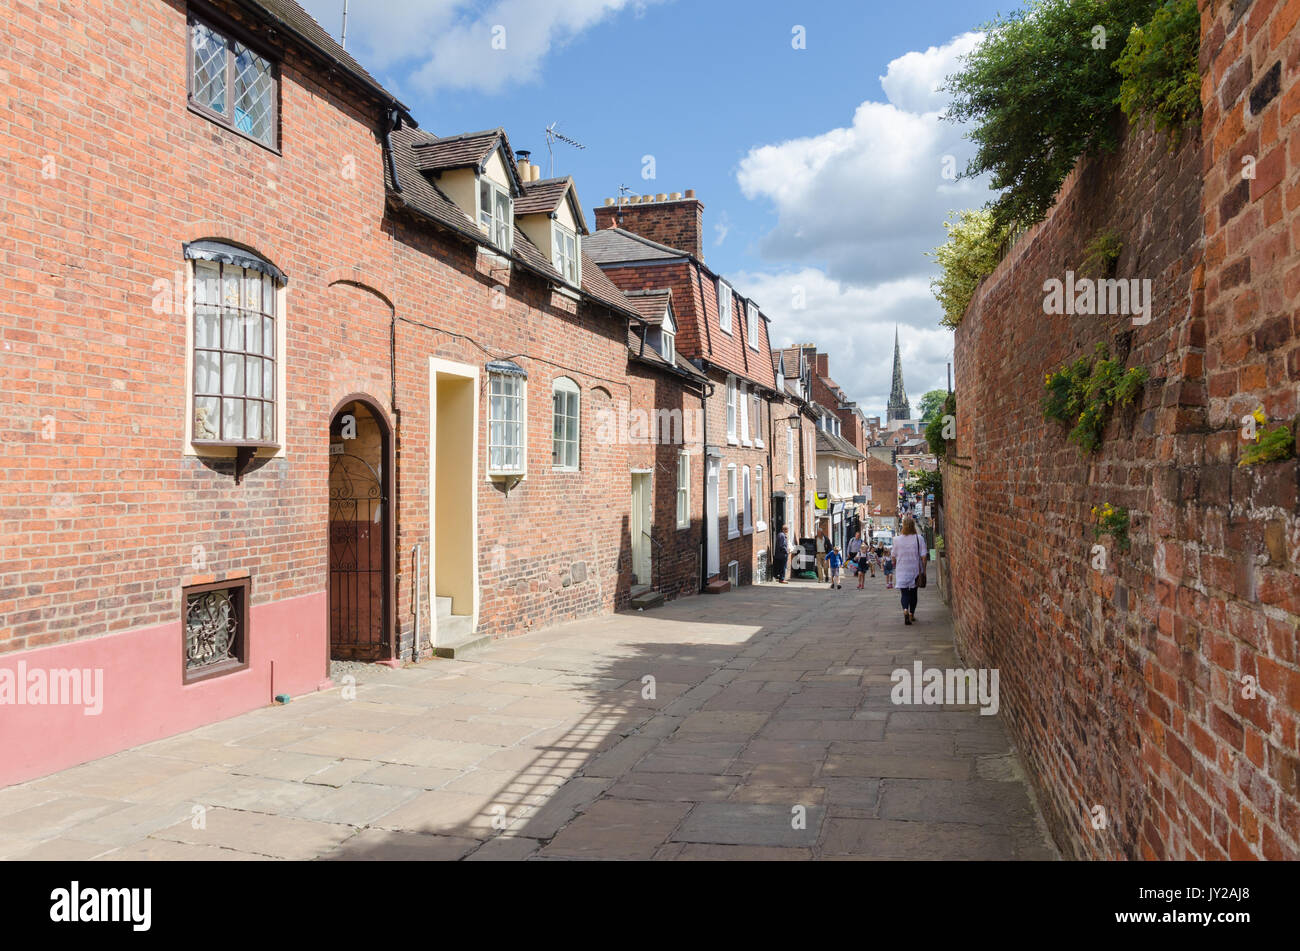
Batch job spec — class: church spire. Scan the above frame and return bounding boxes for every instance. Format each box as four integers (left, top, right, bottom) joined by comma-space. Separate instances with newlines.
887, 326, 911, 424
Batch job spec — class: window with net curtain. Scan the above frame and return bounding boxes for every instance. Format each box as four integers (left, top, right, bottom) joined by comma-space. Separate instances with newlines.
192, 256, 279, 445
488, 369, 525, 474
552, 377, 580, 470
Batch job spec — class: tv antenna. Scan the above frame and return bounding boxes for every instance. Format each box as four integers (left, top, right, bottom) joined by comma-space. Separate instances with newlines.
544, 122, 586, 177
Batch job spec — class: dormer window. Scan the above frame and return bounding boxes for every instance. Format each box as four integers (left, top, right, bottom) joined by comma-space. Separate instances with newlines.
479, 178, 513, 252
661, 328, 675, 366
747, 302, 760, 351
552, 222, 579, 285
717, 281, 733, 334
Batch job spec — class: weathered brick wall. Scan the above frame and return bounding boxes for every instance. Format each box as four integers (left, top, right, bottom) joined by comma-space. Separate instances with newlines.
944, 0, 1299, 860
595, 197, 705, 261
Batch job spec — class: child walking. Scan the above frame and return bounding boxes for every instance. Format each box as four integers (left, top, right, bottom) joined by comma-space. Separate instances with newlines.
855, 545, 871, 589
827, 545, 844, 590
882, 550, 895, 589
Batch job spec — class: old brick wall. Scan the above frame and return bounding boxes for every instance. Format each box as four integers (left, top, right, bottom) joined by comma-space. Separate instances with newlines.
944, 0, 1300, 860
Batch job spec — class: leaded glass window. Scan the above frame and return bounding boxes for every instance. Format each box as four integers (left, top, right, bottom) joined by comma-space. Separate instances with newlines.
188, 18, 277, 148
193, 258, 278, 445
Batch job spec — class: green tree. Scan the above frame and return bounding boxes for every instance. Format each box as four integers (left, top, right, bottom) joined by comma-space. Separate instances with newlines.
943, 0, 1162, 230
918, 389, 948, 424
930, 209, 1007, 327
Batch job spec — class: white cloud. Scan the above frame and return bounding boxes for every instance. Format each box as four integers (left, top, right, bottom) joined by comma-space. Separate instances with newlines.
730, 269, 953, 421
735, 32, 985, 411
737, 32, 989, 288
299, 0, 660, 94
879, 31, 982, 114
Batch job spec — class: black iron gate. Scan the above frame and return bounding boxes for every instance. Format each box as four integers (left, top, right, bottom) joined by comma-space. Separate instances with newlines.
328, 450, 388, 660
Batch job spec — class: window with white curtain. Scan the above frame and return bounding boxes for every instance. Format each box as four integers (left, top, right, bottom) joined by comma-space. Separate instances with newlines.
742, 465, 752, 533
717, 280, 733, 333
727, 464, 738, 538
676, 451, 690, 529
787, 425, 796, 482
755, 465, 764, 529
551, 377, 579, 470
739, 383, 751, 445
192, 257, 279, 445
726, 376, 737, 443
488, 371, 525, 474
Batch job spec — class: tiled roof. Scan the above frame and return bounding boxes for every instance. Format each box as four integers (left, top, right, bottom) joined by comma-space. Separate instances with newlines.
411, 128, 503, 170
817, 430, 866, 459
386, 126, 637, 320
622, 289, 672, 325
584, 227, 690, 265
514, 178, 567, 213
627, 324, 708, 381
248, 0, 409, 114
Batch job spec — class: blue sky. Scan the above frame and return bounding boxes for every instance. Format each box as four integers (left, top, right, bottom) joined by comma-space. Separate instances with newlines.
300, 0, 1012, 419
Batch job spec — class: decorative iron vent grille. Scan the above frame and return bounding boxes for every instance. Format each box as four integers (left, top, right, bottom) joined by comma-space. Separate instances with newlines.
183, 578, 249, 683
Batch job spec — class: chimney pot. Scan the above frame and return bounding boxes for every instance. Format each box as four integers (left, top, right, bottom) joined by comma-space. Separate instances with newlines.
670, 192, 681, 200
604, 197, 614, 206
685, 189, 695, 199
656, 193, 667, 201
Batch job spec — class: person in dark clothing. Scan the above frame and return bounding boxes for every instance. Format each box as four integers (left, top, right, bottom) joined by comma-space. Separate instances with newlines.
773, 524, 790, 584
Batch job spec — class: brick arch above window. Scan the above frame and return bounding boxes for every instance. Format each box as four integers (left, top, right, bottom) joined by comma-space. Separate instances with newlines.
182, 220, 288, 274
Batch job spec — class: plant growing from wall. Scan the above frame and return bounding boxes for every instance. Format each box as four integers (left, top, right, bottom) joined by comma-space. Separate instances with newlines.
1080, 228, 1124, 277
1042, 343, 1148, 452
943, 0, 1165, 231
1114, 0, 1202, 144
1239, 409, 1296, 467
1091, 502, 1130, 550
930, 210, 1007, 327
925, 392, 956, 459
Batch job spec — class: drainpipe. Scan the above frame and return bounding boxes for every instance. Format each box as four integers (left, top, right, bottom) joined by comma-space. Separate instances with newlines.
383, 108, 404, 193
699, 376, 713, 592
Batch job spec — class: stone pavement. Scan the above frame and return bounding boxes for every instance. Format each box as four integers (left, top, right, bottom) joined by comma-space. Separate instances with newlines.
0, 572, 1058, 860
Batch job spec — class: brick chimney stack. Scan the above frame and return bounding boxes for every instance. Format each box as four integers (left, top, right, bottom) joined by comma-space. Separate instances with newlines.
594, 190, 705, 260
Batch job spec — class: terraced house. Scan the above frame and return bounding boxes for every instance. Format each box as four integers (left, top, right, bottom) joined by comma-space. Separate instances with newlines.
587, 195, 786, 591
0, 0, 667, 785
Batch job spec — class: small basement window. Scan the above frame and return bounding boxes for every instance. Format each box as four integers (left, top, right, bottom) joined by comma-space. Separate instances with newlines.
183, 577, 250, 684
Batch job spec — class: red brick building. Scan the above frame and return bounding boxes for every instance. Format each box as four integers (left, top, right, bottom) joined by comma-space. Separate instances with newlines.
588, 196, 783, 589
0, 0, 662, 784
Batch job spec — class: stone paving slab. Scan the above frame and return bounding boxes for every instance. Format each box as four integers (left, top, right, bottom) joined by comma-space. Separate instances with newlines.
0, 577, 1057, 860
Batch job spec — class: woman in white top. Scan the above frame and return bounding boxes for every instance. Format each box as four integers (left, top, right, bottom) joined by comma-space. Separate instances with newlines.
893, 515, 928, 625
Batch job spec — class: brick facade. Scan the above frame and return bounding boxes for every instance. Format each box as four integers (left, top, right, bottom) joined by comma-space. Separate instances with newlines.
943, 0, 1300, 860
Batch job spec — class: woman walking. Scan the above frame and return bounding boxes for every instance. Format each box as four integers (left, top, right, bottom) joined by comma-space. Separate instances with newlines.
894, 515, 928, 625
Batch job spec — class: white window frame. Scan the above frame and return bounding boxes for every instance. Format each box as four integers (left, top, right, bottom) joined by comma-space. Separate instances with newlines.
787, 425, 796, 483
746, 302, 759, 351
742, 465, 752, 534
552, 221, 580, 285
487, 371, 526, 476
727, 464, 739, 539
752, 393, 764, 448
726, 376, 738, 444
755, 464, 765, 531
739, 383, 751, 446
676, 451, 690, 529
662, 330, 675, 366
478, 177, 513, 253
717, 280, 733, 334
551, 376, 580, 471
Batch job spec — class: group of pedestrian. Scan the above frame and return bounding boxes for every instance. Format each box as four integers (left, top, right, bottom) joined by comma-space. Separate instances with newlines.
770, 517, 928, 625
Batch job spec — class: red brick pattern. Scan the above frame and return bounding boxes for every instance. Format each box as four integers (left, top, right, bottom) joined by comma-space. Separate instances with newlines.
944, 1, 1300, 860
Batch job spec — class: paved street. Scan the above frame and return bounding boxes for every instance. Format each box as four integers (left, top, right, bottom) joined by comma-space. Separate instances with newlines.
0, 574, 1057, 860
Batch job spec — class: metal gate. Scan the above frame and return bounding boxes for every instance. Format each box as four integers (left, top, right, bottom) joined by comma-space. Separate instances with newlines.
328, 450, 388, 660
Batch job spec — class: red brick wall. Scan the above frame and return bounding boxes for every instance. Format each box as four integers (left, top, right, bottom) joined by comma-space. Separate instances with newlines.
595, 197, 704, 260
0, 0, 647, 670
943, 0, 1300, 860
